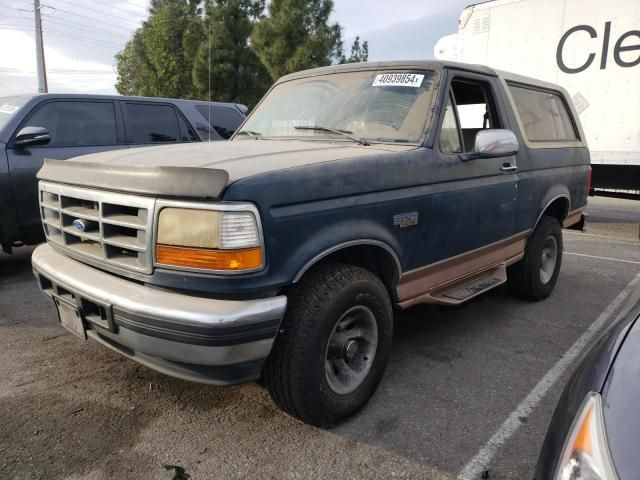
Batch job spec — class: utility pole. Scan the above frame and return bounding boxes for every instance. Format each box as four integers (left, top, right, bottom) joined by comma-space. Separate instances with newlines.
34, 0, 48, 93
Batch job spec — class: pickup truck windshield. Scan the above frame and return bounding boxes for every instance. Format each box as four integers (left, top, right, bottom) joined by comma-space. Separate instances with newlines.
0, 95, 31, 131
237, 70, 436, 144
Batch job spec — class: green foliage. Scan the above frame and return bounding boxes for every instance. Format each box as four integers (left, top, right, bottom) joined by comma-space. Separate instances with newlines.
115, 0, 203, 98
251, 0, 343, 80
114, 0, 369, 104
192, 0, 271, 107
341, 36, 369, 63
114, 34, 150, 96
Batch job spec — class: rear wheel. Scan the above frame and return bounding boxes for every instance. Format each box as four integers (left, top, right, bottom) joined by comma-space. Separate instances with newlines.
263, 263, 393, 427
508, 216, 563, 300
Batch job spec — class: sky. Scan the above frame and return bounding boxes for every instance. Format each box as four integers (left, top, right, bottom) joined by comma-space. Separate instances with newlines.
0, 0, 470, 96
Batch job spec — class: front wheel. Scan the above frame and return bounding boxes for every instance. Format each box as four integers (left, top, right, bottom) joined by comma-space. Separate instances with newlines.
263, 263, 393, 427
508, 216, 563, 301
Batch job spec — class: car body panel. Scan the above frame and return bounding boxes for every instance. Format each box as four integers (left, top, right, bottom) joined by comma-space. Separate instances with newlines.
601, 313, 640, 480
53, 138, 414, 182
535, 300, 640, 479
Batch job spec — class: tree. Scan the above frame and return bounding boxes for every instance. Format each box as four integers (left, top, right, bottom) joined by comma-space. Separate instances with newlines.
114, 33, 151, 96
192, 0, 271, 107
251, 0, 343, 80
341, 36, 368, 63
115, 0, 204, 98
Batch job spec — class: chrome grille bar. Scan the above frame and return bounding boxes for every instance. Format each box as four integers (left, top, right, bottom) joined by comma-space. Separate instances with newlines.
39, 181, 155, 274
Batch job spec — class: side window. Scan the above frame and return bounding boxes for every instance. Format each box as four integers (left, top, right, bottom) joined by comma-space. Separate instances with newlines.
124, 103, 180, 143
196, 105, 244, 139
177, 114, 198, 142
439, 93, 463, 154
508, 85, 578, 142
21, 101, 117, 147
451, 80, 499, 152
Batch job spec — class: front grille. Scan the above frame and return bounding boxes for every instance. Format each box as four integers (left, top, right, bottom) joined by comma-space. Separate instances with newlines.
39, 181, 155, 273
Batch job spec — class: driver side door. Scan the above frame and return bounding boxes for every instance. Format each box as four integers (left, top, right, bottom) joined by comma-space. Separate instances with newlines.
6, 99, 126, 240
398, 71, 521, 303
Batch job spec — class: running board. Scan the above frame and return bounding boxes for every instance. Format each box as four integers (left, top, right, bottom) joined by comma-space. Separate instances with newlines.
430, 264, 507, 305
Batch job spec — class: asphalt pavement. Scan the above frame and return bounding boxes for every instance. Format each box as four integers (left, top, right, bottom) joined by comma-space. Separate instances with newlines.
1, 196, 638, 480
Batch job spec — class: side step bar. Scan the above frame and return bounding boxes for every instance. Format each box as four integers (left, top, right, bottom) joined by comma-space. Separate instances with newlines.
431, 264, 507, 305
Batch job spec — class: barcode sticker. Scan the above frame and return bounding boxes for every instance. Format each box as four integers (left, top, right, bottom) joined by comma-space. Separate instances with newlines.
372, 73, 424, 88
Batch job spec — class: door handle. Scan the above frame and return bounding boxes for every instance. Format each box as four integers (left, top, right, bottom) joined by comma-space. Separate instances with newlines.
500, 164, 518, 173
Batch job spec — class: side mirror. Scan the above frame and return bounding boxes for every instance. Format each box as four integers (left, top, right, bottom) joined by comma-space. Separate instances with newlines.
460, 129, 519, 161
14, 126, 50, 148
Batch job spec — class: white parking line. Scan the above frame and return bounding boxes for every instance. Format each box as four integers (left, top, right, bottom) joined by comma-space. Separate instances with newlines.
564, 230, 639, 244
565, 252, 640, 265
458, 271, 640, 480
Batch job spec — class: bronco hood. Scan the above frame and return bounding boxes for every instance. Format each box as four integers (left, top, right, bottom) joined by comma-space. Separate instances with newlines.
37, 140, 413, 199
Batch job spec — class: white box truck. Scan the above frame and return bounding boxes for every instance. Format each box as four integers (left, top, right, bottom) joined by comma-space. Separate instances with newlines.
435, 0, 640, 191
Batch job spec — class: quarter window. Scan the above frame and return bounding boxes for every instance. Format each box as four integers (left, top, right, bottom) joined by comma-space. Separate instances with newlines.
508, 85, 578, 142
196, 105, 244, 139
439, 93, 463, 154
124, 103, 180, 143
21, 101, 117, 147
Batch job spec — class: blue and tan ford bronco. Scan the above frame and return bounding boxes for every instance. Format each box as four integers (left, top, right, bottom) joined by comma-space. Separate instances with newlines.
31, 60, 590, 427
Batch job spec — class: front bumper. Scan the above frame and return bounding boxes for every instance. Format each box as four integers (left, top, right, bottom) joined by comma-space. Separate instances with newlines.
32, 244, 287, 385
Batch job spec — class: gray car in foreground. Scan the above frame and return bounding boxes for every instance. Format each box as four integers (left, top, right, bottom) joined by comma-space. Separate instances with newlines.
535, 288, 640, 479
0, 93, 246, 253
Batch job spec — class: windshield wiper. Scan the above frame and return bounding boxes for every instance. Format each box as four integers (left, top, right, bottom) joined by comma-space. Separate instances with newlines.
294, 125, 370, 146
235, 130, 262, 139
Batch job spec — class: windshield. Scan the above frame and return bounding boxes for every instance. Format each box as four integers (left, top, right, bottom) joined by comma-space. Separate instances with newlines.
236, 70, 436, 144
0, 95, 31, 131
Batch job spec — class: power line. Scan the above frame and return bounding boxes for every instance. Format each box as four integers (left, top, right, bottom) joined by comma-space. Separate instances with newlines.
45, 0, 145, 27
0, 12, 128, 39
92, 0, 148, 17
42, 27, 124, 48
0, 24, 33, 30
114, 0, 148, 13
36, 6, 135, 32
0, 14, 33, 23
0, 67, 114, 74
42, 15, 130, 39
0, 4, 135, 33
0, 24, 123, 48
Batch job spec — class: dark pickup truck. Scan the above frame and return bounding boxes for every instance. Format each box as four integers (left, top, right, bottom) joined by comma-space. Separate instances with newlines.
0, 94, 246, 253
31, 60, 590, 427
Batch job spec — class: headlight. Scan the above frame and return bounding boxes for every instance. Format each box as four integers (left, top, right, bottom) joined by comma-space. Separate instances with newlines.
555, 393, 619, 480
155, 207, 263, 272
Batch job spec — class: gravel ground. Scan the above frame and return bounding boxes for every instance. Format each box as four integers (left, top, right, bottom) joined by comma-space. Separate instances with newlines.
1, 197, 639, 480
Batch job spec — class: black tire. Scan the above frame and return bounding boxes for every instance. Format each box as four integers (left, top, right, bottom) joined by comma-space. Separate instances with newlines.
263, 263, 393, 427
508, 216, 563, 301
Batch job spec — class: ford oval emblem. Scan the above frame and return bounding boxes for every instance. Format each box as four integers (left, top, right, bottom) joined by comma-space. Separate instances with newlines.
72, 219, 87, 232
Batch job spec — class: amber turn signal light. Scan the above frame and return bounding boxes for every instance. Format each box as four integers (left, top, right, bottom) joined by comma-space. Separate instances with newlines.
156, 245, 263, 271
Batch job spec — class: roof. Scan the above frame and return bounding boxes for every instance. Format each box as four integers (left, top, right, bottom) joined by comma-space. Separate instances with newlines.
277, 60, 498, 83
13, 93, 245, 109
277, 59, 566, 91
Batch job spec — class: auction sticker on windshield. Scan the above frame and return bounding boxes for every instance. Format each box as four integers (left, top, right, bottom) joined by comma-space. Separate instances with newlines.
372, 73, 424, 88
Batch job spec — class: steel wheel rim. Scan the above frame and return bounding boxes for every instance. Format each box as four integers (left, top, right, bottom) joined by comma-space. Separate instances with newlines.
540, 235, 558, 284
324, 305, 378, 395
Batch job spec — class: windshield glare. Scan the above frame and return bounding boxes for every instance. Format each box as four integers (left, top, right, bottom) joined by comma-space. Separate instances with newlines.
0, 95, 31, 131
237, 70, 436, 144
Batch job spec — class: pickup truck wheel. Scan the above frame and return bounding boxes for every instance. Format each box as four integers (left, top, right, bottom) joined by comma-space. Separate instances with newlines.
508, 216, 563, 300
263, 263, 393, 427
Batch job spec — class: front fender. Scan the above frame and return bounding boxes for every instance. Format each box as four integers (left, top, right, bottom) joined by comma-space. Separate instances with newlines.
287, 219, 403, 282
